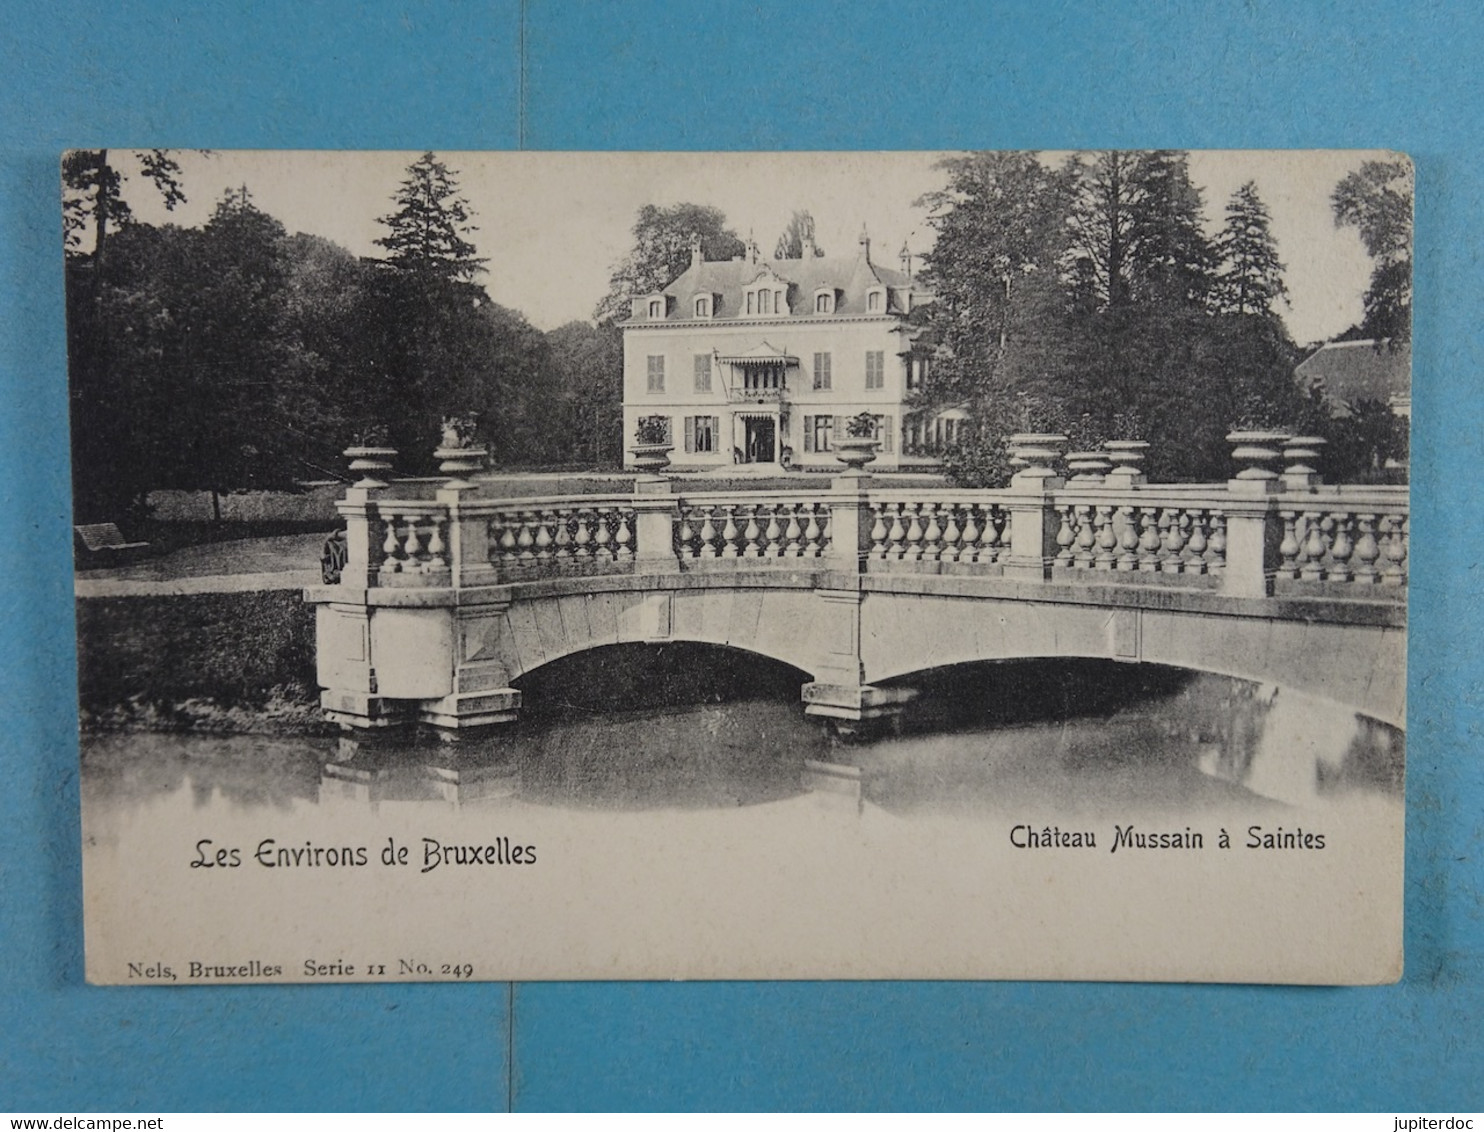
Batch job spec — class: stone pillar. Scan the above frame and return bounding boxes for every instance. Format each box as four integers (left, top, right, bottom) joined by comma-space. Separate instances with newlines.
1003, 433, 1066, 581
801, 587, 916, 738
439, 485, 497, 589
1220, 498, 1281, 598
419, 599, 522, 732
631, 479, 681, 571
335, 483, 386, 590
825, 477, 874, 574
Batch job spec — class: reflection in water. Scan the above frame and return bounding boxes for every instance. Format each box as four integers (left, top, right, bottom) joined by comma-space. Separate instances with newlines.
80, 651, 1403, 819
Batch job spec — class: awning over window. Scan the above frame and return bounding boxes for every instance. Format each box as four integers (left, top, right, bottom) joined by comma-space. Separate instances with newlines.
716, 341, 798, 366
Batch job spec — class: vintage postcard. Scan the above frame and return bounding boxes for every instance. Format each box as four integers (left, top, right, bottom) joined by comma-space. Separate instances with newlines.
70, 150, 1408, 983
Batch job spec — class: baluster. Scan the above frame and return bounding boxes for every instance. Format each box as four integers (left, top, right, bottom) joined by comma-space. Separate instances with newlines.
694, 507, 716, 559
551, 508, 573, 566
426, 515, 446, 569
784, 506, 803, 558
675, 508, 696, 560
1160, 508, 1186, 574
1353, 514, 1379, 583
941, 504, 962, 563
983, 505, 1006, 564
921, 504, 943, 563
802, 507, 822, 558
903, 504, 925, 563
1276, 510, 1300, 580
515, 510, 536, 564
1207, 512, 1227, 574
1054, 505, 1076, 567
593, 508, 613, 562
571, 508, 593, 560
1183, 510, 1208, 575
869, 505, 889, 560
721, 507, 740, 558
1072, 505, 1096, 569
1093, 506, 1117, 570
1381, 514, 1407, 586
1327, 512, 1353, 582
1136, 507, 1161, 571
1116, 506, 1140, 571
1300, 510, 1327, 581
381, 511, 402, 573
613, 510, 634, 563
886, 503, 907, 561
741, 507, 761, 558
764, 507, 784, 558
959, 504, 981, 564
533, 510, 554, 564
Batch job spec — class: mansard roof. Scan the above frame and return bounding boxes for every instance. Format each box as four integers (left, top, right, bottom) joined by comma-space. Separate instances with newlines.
642, 249, 923, 320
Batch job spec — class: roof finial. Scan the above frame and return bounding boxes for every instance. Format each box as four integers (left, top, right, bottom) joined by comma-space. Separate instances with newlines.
858, 223, 871, 264
747, 230, 759, 264
689, 231, 703, 269
899, 239, 912, 279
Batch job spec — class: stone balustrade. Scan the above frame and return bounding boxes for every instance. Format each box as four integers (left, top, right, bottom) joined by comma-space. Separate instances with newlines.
328, 473, 1406, 602
673, 494, 832, 562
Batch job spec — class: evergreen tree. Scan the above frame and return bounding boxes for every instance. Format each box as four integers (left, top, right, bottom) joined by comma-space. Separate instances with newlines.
1127, 150, 1215, 308
1215, 181, 1289, 317
774, 210, 825, 259
375, 152, 486, 281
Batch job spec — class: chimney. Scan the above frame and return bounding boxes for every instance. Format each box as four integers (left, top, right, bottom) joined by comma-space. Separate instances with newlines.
747, 232, 759, 264
689, 233, 703, 270
858, 224, 871, 264
899, 240, 912, 279
800, 232, 816, 259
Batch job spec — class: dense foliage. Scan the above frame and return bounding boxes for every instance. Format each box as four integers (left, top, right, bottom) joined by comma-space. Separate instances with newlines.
917, 149, 1408, 486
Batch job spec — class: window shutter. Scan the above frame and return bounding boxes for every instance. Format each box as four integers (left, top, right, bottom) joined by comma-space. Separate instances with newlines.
684, 417, 695, 453
803, 416, 813, 453
832, 415, 843, 444
882, 415, 894, 454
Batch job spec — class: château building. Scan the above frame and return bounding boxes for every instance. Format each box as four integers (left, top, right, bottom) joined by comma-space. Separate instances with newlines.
621, 228, 954, 471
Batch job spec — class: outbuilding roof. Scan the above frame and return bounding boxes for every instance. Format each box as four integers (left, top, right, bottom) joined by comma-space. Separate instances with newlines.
1295, 339, 1411, 412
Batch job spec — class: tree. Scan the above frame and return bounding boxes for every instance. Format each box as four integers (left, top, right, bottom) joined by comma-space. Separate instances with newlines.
594, 203, 746, 324
63, 148, 187, 264
1215, 181, 1288, 317
1065, 150, 1214, 311
545, 321, 624, 467
774, 210, 824, 259
375, 152, 486, 281
1332, 158, 1413, 341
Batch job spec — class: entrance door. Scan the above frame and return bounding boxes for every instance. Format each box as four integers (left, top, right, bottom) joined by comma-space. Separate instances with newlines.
744, 417, 776, 463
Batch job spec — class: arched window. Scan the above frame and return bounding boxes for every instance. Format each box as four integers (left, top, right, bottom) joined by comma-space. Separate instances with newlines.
694, 296, 710, 318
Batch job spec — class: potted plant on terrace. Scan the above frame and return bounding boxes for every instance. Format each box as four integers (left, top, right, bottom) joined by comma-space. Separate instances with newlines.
834, 411, 881, 474
344, 423, 397, 487
630, 415, 674, 474
434, 412, 488, 488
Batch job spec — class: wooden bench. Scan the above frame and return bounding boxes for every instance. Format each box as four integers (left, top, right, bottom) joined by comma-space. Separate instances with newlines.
74, 522, 150, 562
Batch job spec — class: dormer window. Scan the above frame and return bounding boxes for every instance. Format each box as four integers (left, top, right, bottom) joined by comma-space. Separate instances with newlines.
693, 295, 712, 319
866, 287, 885, 313
813, 288, 836, 315
648, 297, 664, 318
743, 281, 789, 318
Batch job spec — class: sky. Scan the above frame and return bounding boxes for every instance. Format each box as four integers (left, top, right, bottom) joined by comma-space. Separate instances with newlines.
107, 149, 1393, 344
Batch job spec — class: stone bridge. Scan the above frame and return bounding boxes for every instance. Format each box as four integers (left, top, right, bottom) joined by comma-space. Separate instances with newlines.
304, 439, 1407, 736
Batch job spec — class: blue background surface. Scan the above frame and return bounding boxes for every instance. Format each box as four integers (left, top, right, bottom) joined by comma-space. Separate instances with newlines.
2, 0, 1480, 1111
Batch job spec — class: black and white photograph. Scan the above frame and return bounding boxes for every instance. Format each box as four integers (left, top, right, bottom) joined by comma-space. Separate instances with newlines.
69, 149, 1409, 984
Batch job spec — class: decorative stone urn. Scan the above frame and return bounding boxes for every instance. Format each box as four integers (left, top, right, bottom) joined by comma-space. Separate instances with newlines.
1065, 450, 1112, 483
833, 435, 880, 476
1226, 429, 1291, 490
1281, 435, 1327, 490
628, 443, 674, 475
1102, 439, 1150, 485
1007, 432, 1067, 483
434, 415, 487, 491
344, 445, 397, 488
